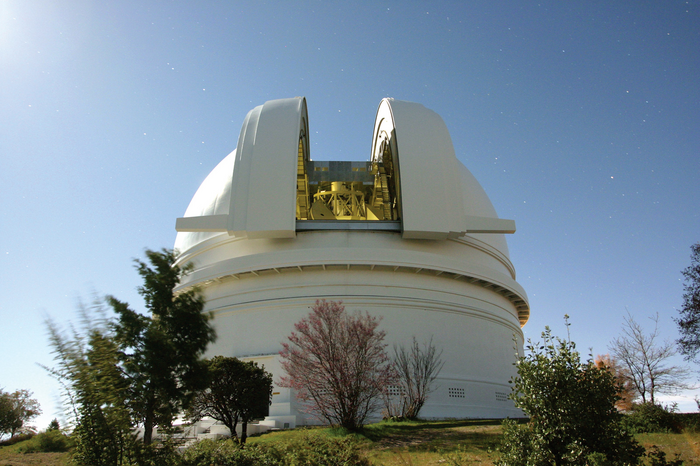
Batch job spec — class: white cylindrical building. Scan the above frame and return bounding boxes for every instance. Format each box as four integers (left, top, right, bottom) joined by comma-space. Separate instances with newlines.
174, 97, 529, 427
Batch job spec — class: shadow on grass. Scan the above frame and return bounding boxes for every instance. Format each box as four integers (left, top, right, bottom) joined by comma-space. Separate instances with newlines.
250, 418, 529, 455
360, 419, 506, 441
355, 418, 523, 454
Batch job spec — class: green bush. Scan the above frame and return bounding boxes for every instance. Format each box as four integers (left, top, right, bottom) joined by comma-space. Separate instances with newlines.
497, 325, 644, 466
677, 412, 700, 433
17, 429, 73, 453
279, 433, 371, 466
0, 432, 34, 446
181, 434, 371, 466
645, 446, 684, 466
180, 439, 283, 466
622, 403, 681, 434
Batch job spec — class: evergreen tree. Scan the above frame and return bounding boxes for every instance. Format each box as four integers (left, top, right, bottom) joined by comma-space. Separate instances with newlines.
111, 248, 216, 444
676, 242, 700, 363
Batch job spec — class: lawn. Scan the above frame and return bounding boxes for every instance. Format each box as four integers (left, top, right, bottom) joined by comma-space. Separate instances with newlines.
248, 419, 504, 465
248, 419, 700, 466
0, 439, 69, 466
3, 420, 700, 465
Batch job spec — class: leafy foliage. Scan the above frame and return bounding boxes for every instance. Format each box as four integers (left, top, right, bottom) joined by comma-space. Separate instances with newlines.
45, 305, 136, 466
498, 324, 645, 466
621, 402, 681, 434
110, 248, 216, 444
594, 354, 636, 411
610, 311, 691, 404
677, 242, 700, 363
645, 446, 684, 466
279, 300, 395, 431
276, 432, 372, 466
47, 418, 60, 431
43, 249, 215, 465
181, 438, 282, 466
0, 389, 41, 439
181, 434, 371, 466
383, 336, 444, 420
187, 356, 273, 443
0, 432, 33, 447
17, 429, 73, 453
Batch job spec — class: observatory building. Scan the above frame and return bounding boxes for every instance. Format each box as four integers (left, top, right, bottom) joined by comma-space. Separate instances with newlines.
174, 97, 529, 426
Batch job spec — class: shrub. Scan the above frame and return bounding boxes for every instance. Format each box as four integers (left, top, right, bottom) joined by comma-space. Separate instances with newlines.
129, 439, 181, 466
279, 433, 372, 466
497, 324, 644, 466
645, 446, 684, 466
0, 432, 33, 446
279, 300, 394, 431
181, 434, 371, 466
17, 429, 73, 453
677, 412, 700, 432
622, 403, 681, 434
180, 438, 282, 466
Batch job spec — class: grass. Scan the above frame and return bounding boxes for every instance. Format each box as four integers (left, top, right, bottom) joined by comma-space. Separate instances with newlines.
247, 419, 505, 465
0, 439, 69, 466
249, 419, 700, 466
636, 431, 700, 466
3, 420, 700, 465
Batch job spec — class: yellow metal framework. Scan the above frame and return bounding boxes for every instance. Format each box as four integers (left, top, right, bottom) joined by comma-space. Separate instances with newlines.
296, 133, 399, 222
295, 136, 310, 220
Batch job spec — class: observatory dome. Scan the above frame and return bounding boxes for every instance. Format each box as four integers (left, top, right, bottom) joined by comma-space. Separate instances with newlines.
174, 97, 529, 426
174, 150, 511, 260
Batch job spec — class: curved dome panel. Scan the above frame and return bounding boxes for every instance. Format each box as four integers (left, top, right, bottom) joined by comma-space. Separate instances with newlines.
370, 98, 515, 240
457, 161, 510, 258
174, 151, 234, 253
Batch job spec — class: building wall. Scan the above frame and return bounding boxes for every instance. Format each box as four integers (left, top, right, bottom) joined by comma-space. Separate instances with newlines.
188, 230, 525, 424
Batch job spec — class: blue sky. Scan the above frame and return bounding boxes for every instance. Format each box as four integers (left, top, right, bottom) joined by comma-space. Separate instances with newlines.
1, 1, 699, 429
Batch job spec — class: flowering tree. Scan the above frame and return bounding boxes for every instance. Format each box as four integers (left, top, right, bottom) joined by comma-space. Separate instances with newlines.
279, 300, 395, 431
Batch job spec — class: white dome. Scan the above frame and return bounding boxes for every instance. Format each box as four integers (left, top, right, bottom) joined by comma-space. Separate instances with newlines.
173, 98, 529, 425
175, 150, 511, 261
174, 151, 233, 253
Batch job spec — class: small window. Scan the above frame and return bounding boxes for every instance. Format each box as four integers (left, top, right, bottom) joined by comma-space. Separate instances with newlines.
448, 387, 465, 398
386, 385, 405, 397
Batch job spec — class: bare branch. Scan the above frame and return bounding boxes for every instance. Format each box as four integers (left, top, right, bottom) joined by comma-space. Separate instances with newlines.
384, 337, 444, 419
609, 311, 692, 404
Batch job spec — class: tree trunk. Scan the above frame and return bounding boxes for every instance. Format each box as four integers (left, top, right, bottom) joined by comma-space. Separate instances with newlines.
143, 393, 156, 445
224, 418, 239, 441
143, 410, 154, 445
241, 420, 248, 444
